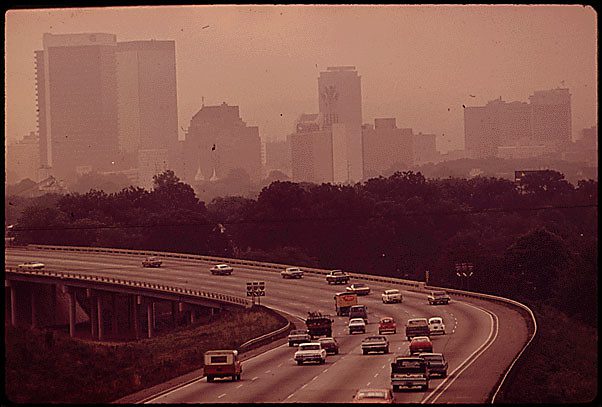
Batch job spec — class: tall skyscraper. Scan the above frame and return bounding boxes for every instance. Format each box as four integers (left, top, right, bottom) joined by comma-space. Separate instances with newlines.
36, 33, 120, 180
318, 66, 363, 182
289, 114, 333, 183
529, 88, 572, 147
116, 40, 178, 154
183, 102, 261, 183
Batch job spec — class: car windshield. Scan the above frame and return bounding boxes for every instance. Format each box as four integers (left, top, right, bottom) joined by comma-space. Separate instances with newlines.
421, 355, 443, 362
386, 290, 399, 294
291, 330, 307, 335
319, 339, 334, 344
408, 319, 427, 325
300, 345, 320, 351
366, 336, 384, 341
354, 284, 365, 288
429, 318, 442, 324
287, 267, 300, 271
434, 292, 447, 297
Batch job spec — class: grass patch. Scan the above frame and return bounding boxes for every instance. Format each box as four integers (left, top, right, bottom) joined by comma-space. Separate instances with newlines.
495, 302, 598, 403
5, 307, 285, 403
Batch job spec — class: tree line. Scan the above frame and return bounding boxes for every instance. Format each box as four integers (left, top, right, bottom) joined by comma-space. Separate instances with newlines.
9, 169, 598, 327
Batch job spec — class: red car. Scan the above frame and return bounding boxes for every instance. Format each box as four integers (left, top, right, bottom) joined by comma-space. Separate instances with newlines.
378, 317, 396, 334
409, 336, 433, 355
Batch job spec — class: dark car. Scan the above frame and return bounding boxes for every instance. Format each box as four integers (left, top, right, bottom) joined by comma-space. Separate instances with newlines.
318, 337, 340, 355
419, 352, 448, 377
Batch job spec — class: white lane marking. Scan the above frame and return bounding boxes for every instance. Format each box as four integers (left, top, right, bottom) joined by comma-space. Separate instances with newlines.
252, 376, 258, 381
277, 363, 283, 367
236, 384, 243, 388
382, 364, 386, 369
218, 393, 226, 399
422, 303, 499, 404
265, 370, 271, 373
374, 373, 379, 378
311, 376, 318, 381
367, 382, 371, 386
301, 383, 308, 389
323, 368, 329, 372
286, 394, 294, 399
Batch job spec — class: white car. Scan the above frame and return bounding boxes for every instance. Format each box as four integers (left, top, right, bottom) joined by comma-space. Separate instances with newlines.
428, 317, 446, 335
294, 342, 327, 365
17, 262, 45, 270
348, 318, 367, 334
281, 267, 304, 279
346, 283, 371, 296
142, 256, 162, 268
210, 264, 233, 275
382, 289, 403, 303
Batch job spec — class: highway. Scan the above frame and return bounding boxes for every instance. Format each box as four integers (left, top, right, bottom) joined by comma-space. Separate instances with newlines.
5, 247, 530, 403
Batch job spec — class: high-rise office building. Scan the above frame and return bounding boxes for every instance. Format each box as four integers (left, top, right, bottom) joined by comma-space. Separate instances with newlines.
6, 132, 40, 183
183, 102, 261, 183
529, 88, 572, 147
116, 40, 178, 155
362, 118, 414, 179
36, 33, 120, 180
318, 66, 363, 182
289, 114, 333, 184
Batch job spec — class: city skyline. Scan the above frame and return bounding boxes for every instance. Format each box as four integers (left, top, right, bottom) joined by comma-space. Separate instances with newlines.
5, 5, 597, 153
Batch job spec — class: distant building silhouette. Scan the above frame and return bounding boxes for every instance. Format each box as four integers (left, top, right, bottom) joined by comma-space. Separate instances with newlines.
318, 66, 363, 182
289, 114, 334, 183
138, 149, 169, 190
6, 132, 39, 184
264, 139, 292, 178
183, 102, 261, 183
413, 132, 439, 165
464, 88, 572, 160
116, 40, 178, 159
362, 118, 414, 179
36, 33, 120, 180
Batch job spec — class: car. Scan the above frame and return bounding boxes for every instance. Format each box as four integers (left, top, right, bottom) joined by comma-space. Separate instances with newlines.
348, 304, 368, 323
281, 267, 304, 279
428, 290, 450, 305
17, 262, 45, 270
361, 335, 389, 354
418, 352, 448, 377
141, 256, 162, 268
210, 264, 233, 275
405, 317, 430, 340
382, 289, 403, 303
352, 388, 395, 403
428, 317, 446, 335
288, 329, 311, 346
326, 270, 350, 284
318, 337, 340, 355
409, 336, 433, 355
294, 342, 327, 365
378, 317, 396, 335
346, 283, 371, 295
348, 318, 366, 334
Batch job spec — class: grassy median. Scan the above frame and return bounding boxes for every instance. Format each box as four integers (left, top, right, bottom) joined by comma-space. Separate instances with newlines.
5, 306, 286, 404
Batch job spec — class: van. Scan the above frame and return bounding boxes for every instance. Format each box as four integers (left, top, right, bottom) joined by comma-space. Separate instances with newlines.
203, 350, 242, 382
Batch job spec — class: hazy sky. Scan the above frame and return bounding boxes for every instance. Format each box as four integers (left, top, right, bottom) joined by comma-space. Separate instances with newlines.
4, 5, 598, 152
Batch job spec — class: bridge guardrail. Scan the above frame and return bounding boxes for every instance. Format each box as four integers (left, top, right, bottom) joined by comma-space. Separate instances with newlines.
5, 266, 250, 308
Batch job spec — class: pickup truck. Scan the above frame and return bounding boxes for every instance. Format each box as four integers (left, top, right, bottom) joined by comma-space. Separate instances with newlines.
288, 329, 311, 346
361, 335, 389, 354
348, 304, 368, 323
348, 318, 366, 334
204, 349, 242, 382
294, 342, 327, 365
428, 290, 450, 305
405, 318, 430, 340
306, 312, 333, 338
326, 270, 350, 284
419, 352, 448, 377
390, 356, 429, 391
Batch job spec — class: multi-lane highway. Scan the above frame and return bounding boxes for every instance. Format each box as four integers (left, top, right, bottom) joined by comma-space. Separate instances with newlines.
5, 247, 531, 403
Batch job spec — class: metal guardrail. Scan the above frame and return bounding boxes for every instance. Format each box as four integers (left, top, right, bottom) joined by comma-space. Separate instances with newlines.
4, 266, 250, 308
239, 319, 291, 350
14, 244, 536, 401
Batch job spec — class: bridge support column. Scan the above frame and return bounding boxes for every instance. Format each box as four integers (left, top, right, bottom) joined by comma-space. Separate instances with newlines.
10, 284, 17, 327
147, 301, 154, 338
30, 288, 37, 328
97, 296, 104, 341
171, 302, 177, 327
90, 297, 98, 339
133, 295, 141, 340
111, 293, 117, 337
190, 307, 196, 324
68, 289, 76, 338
